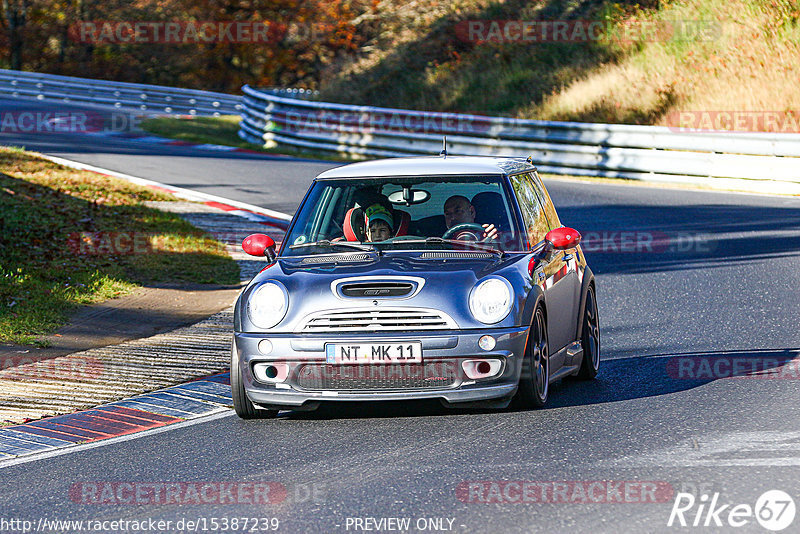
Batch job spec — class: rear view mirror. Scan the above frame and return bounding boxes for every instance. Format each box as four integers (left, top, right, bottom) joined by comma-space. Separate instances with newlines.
545, 227, 581, 250
387, 188, 430, 205
242, 233, 276, 260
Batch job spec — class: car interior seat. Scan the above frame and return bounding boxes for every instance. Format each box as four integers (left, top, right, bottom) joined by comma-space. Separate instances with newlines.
471, 191, 508, 232
343, 207, 366, 241
411, 215, 447, 237
392, 210, 410, 237
344, 207, 411, 240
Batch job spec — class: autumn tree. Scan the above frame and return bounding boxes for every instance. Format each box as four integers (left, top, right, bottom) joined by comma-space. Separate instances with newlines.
1, 0, 30, 69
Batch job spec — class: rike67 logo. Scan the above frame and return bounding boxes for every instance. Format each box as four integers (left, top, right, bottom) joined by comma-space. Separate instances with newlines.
668, 490, 796, 531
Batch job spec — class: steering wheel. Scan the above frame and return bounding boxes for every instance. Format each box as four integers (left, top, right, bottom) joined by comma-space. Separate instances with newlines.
442, 223, 485, 242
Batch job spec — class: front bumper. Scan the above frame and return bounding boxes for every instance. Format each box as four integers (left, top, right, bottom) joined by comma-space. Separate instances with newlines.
234, 327, 529, 408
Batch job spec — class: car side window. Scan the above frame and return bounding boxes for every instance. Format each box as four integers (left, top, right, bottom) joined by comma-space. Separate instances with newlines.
510, 173, 549, 248
530, 172, 561, 229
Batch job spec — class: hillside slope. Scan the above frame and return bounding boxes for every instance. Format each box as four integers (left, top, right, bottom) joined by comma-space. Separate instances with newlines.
318, 0, 800, 129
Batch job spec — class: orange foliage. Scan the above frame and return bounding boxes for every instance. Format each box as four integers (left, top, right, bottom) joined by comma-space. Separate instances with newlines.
0, 0, 368, 92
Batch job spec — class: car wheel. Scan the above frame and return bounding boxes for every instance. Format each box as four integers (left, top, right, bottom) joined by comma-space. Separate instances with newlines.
231, 342, 278, 419
576, 285, 600, 380
518, 306, 549, 408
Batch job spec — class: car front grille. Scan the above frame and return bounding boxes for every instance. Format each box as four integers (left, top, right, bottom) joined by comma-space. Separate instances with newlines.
298, 308, 457, 332
293, 362, 459, 391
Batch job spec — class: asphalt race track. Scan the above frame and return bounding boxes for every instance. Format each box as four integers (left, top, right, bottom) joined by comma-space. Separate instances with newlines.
0, 99, 332, 214
2, 98, 800, 533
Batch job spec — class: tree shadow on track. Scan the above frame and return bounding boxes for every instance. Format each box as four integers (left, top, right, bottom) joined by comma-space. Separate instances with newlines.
555, 202, 800, 275
543, 347, 800, 410
278, 398, 454, 421
273, 348, 800, 420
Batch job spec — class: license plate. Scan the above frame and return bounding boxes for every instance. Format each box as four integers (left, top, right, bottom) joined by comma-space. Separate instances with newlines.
325, 342, 422, 364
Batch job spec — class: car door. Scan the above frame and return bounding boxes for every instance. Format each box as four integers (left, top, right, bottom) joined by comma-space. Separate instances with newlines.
530, 172, 581, 354
509, 173, 571, 370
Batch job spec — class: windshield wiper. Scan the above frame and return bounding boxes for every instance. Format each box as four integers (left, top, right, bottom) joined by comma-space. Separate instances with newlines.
289, 240, 377, 252
397, 237, 504, 257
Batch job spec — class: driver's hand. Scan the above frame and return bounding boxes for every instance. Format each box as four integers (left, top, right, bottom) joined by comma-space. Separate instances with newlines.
482, 224, 498, 240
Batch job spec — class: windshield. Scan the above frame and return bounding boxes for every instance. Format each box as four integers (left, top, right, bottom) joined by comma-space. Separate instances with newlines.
281, 175, 524, 256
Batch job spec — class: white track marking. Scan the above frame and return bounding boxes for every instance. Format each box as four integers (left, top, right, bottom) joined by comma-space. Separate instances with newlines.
606, 430, 800, 467
39, 154, 292, 221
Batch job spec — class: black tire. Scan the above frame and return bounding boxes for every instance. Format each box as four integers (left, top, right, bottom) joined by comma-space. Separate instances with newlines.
576, 285, 600, 380
517, 306, 549, 408
231, 342, 278, 419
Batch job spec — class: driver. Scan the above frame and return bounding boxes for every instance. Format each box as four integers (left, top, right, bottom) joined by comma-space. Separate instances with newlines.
443, 195, 498, 240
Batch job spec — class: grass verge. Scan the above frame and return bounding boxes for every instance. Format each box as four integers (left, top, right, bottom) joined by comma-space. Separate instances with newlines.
140, 115, 349, 162
0, 146, 240, 345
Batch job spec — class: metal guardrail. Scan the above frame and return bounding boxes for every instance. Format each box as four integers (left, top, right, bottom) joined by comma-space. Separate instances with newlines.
1, 71, 796, 185
0, 69, 242, 116
239, 84, 800, 184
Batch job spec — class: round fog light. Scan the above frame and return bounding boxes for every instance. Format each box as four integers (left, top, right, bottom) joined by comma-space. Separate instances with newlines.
253, 362, 288, 383
258, 339, 273, 355
478, 335, 496, 351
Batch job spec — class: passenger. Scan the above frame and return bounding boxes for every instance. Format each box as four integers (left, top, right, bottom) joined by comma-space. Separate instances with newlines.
365, 204, 394, 242
443, 195, 498, 240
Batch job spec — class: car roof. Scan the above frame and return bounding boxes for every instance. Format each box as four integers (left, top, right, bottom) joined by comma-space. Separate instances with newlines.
315, 156, 537, 180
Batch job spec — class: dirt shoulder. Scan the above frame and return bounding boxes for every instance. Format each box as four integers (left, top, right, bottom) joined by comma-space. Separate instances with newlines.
0, 146, 241, 346
0, 282, 242, 367
0, 196, 281, 425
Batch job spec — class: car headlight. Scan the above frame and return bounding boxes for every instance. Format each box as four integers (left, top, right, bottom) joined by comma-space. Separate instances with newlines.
469, 277, 513, 324
247, 282, 288, 329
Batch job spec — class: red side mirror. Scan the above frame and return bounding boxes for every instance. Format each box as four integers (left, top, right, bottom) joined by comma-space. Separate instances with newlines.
545, 227, 581, 250
242, 233, 276, 257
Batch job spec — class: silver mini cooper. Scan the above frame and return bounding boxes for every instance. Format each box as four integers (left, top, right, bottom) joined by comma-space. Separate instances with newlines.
231, 156, 599, 418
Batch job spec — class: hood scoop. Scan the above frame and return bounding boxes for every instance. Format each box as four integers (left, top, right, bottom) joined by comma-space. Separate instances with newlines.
340, 281, 414, 298
334, 277, 425, 299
